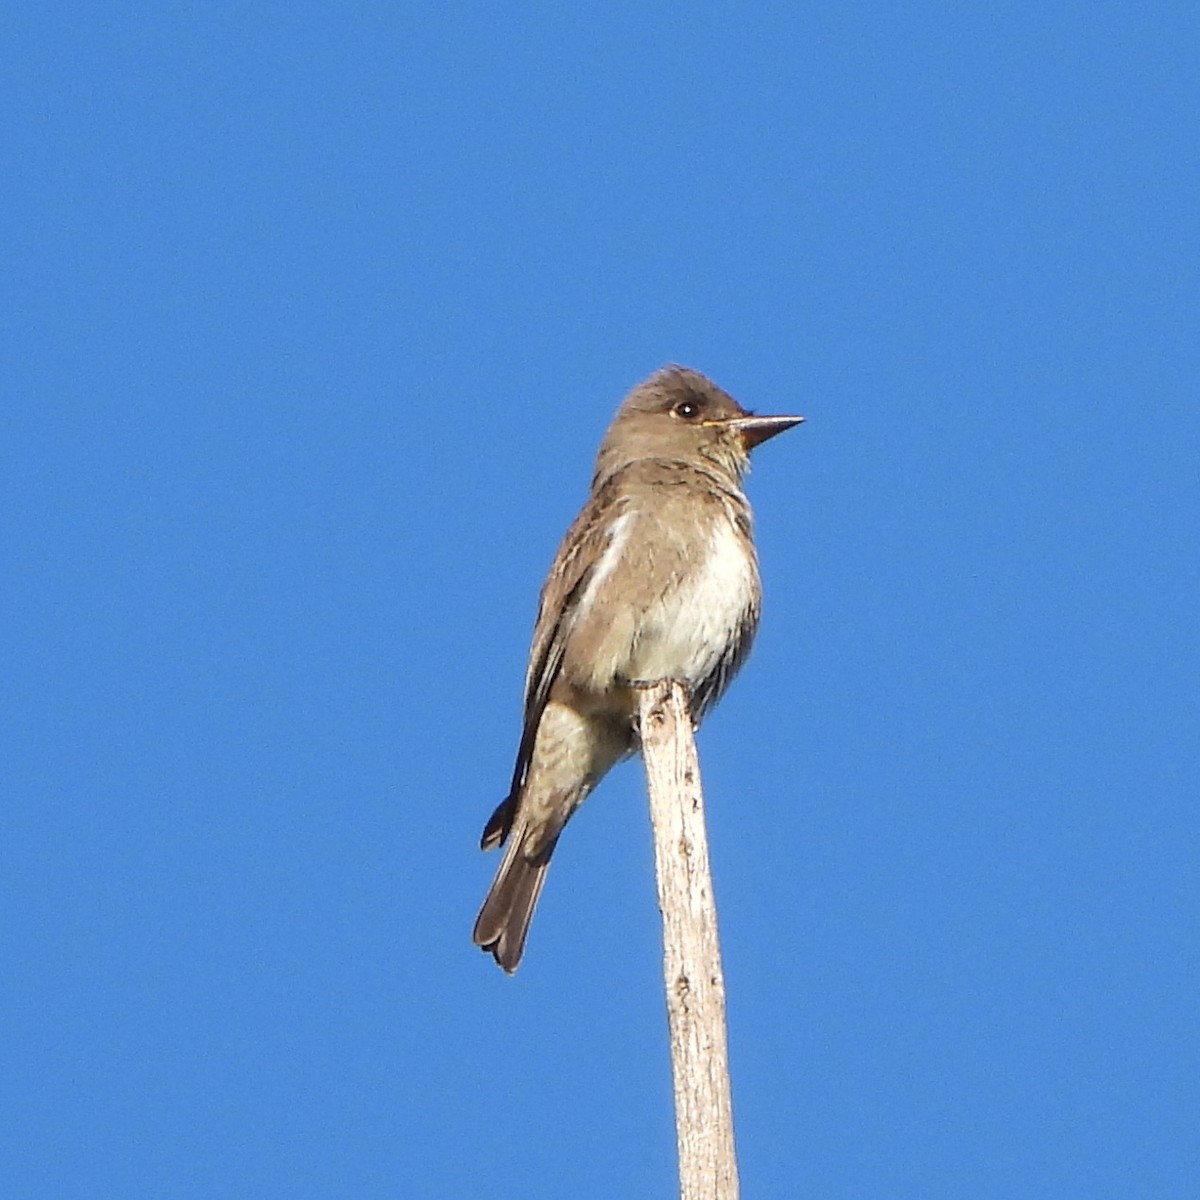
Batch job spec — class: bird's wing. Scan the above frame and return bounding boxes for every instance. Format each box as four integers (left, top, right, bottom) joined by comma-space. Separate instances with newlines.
516, 489, 625, 793
481, 484, 627, 850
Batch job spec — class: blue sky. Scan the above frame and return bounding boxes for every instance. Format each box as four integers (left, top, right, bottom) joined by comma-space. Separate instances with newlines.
3, 4, 1197, 1197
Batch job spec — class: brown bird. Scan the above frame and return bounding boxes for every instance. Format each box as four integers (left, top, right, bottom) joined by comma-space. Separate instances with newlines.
473, 366, 803, 972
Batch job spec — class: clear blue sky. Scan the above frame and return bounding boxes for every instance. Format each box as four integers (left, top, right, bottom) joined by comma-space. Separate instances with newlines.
4, 5, 1197, 1197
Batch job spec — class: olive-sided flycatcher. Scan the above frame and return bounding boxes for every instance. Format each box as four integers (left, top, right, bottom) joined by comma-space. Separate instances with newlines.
473, 366, 803, 972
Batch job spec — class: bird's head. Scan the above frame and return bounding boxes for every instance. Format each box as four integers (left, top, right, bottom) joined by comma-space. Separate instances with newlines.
593, 365, 804, 487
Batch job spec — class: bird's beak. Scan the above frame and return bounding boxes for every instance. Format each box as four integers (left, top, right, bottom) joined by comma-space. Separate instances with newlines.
717, 414, 806, 450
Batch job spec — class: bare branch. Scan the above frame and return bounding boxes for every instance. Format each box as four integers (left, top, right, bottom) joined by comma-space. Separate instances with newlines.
638, 681, 739, 1200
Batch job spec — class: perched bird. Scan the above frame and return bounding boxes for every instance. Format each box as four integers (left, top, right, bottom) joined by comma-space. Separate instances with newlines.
473, 366, 802, 972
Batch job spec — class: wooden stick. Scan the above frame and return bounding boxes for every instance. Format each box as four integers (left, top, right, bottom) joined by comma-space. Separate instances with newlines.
637, 681, 739, 1200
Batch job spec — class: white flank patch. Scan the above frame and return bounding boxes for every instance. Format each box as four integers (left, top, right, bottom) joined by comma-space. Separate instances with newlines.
574, 510, 636, 624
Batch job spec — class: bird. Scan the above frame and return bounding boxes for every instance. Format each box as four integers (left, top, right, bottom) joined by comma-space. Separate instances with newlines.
472, 365, 803, 972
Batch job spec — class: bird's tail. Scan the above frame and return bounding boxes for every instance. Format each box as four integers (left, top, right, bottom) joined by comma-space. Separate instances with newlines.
472, 824, 555, 974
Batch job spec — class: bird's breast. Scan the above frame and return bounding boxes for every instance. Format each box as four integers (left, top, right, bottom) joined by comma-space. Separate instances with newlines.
628, 514, 759, 685
566, 504, 760, 698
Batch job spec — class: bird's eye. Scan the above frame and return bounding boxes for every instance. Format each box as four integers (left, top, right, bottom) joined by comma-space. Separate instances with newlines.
673, 400, 700, 420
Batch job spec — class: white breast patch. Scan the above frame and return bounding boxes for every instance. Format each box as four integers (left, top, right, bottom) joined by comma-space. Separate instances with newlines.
627, 515, 758, 687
